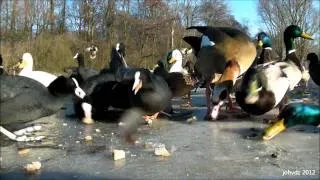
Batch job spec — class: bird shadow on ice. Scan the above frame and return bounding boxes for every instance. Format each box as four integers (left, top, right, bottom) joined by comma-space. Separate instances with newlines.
219, 127, 265, 141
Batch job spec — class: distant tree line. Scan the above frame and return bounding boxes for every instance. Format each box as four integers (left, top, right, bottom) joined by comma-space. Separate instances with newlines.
0, 0, 318, 73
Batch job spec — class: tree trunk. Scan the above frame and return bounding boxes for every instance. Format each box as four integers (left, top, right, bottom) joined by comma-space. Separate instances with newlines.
10, 0, 17, 32
60, 0, 66, 33
49, 0, 55, 32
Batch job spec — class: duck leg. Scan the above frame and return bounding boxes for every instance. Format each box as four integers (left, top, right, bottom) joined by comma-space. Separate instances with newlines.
225, 94, 240, 112
204, 81, 213, 120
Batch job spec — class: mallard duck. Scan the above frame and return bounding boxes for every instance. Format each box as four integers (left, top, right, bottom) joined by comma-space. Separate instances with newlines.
0, 75, 79, 126
75, 69, 171, 124
306, 53, 320, 86
183, 26, 257, 120
15, 53, 57, 87
235, 25, 314, 115
262, 103, 320, 140
255, 32, 273, 65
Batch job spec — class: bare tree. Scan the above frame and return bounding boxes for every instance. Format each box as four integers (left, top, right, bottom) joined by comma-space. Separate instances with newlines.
258, 0, 319, 60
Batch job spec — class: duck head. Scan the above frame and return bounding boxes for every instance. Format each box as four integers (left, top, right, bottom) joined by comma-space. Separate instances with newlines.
257, 32, 271, 48
86, 45, 98, 59
210, 60, 240, 119
47, 76, 86, 98
15, 53, 33, 72
73, 52, 85, 67
284, 25, 313, 54
116, 42, 126, 57
167, 49, 183, 72
262, 103, 320, 140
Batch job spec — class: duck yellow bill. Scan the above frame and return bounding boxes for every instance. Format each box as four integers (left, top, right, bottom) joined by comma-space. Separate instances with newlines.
13, 61, 24, 68
168, 57, 176, 64
301, 32, 313, 40
257, 40, 263, 47
262, 119, 286, 140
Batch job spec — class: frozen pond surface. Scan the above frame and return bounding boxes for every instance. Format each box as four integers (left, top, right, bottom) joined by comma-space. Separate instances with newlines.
1, 80, 319, 179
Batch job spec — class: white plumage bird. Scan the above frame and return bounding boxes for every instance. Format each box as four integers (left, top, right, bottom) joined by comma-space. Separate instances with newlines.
16, 53, 57, 87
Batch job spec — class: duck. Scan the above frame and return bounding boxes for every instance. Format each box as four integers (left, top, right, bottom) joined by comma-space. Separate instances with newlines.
15, 53, 57, 87
306, 53, 320, 86
85, 45, 99, 60
0, 75, 81, 126
65, 52, 99, 85
153, 49, 196, 98
74, 68, 172, 124
235, 25, 314, 116
183, 26, 257, 120
103, 42, 128, 74
255, 32, 273, 65
262, 103, 320, 140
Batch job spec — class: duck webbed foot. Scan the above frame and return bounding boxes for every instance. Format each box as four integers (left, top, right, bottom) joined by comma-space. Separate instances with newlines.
143, 112, 160, 123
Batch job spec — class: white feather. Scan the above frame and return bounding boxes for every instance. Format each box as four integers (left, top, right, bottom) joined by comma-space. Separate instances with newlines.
18, 53, 57, 87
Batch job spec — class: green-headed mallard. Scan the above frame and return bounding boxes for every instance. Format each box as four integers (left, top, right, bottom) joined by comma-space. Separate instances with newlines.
235, 25, 314, 115
255, 32, 273, 65
306, 53, 320, 86
262, 103, 320, 140
183, 26, 256, 120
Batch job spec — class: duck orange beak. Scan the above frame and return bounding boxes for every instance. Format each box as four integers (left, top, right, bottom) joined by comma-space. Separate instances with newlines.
301, 32, 313, 40
257, 40, 263, 47
262, 119, 286, 140
13, 60, 24, 69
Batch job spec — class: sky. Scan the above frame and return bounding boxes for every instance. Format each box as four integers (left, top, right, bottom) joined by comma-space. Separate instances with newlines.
226, 0, 262, 36
227, 0, 320, 37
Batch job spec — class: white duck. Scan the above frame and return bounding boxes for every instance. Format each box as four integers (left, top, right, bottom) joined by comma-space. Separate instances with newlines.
16, 53, 57, 87
168, 49, 189, 74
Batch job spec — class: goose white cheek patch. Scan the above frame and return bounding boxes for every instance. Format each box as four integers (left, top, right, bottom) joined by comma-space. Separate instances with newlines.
210, 101, 224, 120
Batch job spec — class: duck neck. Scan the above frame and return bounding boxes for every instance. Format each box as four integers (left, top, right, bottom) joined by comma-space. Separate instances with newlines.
78, 59, 85, 68
284, 36, 295, 55
19, 65, 33, 75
